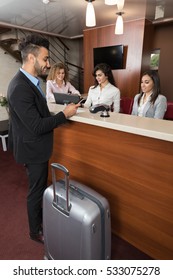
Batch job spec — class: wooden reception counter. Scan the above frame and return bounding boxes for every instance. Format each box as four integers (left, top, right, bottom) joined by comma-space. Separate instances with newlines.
48, 103, 173, 259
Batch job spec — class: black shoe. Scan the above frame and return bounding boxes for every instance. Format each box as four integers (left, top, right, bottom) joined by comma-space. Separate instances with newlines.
30, 232, 44, 244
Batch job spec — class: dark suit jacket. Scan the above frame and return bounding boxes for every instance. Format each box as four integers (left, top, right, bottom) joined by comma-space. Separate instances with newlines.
7, 70, 67, 164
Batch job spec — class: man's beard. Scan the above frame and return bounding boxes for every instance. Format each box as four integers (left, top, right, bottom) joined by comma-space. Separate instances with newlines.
34, 60, 45, 76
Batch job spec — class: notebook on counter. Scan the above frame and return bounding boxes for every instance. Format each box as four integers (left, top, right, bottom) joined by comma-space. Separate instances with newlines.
53, 92, 80, 105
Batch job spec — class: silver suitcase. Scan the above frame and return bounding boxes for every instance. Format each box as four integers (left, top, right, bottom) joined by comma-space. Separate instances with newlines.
43, 163, 111, 260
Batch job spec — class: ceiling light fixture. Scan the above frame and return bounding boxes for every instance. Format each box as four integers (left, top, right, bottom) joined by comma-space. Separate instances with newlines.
105, 0, 118, 5
117, 0, 125, 10
115, 12, 124, 35
42, 0, 50, 4
85, 0, 96, 27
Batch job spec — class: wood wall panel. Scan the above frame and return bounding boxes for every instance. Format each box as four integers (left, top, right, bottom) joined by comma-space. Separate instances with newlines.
83, 19, 154, 98
152, 23, 173, 101
141, 20, 155, 73
49, 122, 173, 259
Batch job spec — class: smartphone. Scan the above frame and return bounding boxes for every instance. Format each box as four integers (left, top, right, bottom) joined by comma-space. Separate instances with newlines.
78, 98, 86, 104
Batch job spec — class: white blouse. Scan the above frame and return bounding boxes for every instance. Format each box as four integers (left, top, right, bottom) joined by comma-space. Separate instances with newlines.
46, 80, 80, 102
84, 83, 120, 112
137, 93, 152, 116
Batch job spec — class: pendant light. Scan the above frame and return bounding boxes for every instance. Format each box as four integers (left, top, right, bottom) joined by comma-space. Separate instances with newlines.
42, 0, 49, 4
117, 0, 125, 10
85, 0, 96, 27
115, 12, 124, 35
105, 0, 118, 5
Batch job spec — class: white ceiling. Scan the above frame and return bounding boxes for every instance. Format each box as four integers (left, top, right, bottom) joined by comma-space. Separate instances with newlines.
0, 0, 172, 38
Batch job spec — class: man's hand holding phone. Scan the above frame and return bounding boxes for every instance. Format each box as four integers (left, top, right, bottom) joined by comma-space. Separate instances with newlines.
63, 102, 80, 118
77, 98, 85, 107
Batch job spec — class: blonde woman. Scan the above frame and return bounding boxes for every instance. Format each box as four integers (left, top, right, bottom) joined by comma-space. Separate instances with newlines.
46, 62, 80, 102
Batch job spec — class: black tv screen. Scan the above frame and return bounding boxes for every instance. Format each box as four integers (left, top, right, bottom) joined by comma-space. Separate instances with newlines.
93, 45, 124, 70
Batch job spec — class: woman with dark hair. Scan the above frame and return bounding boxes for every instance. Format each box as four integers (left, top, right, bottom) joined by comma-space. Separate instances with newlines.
131, 70, 167, 119
46, 62, 80, 102
84, 63, 120, 112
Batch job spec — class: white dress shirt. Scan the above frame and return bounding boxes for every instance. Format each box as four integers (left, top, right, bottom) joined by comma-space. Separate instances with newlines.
84, 83, 120, 112
137, 93, 152, 116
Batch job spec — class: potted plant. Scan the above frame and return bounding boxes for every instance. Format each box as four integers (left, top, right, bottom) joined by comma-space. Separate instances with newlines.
0, 95, 9, 114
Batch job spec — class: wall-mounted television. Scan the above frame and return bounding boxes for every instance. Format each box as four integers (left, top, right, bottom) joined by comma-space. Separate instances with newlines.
93, 45, 124, 70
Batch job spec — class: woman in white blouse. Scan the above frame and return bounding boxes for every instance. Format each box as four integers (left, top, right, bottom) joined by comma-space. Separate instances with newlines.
131, 70, 167, 119
46, 62, 80, 102
84, 63, 120, 112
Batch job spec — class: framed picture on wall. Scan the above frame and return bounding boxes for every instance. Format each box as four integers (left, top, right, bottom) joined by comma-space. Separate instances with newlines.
150, 49, 160, 70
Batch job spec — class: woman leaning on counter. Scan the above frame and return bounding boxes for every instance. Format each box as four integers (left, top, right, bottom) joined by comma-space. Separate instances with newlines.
46, 62, 81, 102
84, 63, 120, 112
131, 70, 167, 119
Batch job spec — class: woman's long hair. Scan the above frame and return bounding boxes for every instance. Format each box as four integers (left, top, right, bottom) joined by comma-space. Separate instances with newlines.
138, 70, 161, 105
47, 62, 69, 85
92, 63, 116, 88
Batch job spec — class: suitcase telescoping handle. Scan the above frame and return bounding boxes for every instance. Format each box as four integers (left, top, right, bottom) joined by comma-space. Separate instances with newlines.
51, 163, 70, 215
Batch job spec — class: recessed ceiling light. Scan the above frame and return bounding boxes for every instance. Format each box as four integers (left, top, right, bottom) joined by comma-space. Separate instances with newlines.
42, 0, 50, 4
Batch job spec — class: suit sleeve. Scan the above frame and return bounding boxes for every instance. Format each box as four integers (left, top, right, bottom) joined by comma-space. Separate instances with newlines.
9, 83, 67, 136
131, 94, 139, 115
154, 95, 167, 119
113, 88, 120, 113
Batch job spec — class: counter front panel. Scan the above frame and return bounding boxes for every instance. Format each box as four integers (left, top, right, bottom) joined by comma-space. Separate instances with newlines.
48, 118, 173, 260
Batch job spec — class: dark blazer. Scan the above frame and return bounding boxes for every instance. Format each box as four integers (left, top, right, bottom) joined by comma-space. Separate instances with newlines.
7, 70, 67, 164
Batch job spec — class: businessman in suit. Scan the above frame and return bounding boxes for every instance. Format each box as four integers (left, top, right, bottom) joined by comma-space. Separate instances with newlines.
7, 34, 79, 243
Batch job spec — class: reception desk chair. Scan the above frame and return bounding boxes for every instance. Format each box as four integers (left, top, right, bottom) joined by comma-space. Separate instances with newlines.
0, 120, 8, 152
164, 102, 173, 120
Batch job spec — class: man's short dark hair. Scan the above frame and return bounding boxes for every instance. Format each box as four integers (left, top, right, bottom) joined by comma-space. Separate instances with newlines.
18, 34, 49, 61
